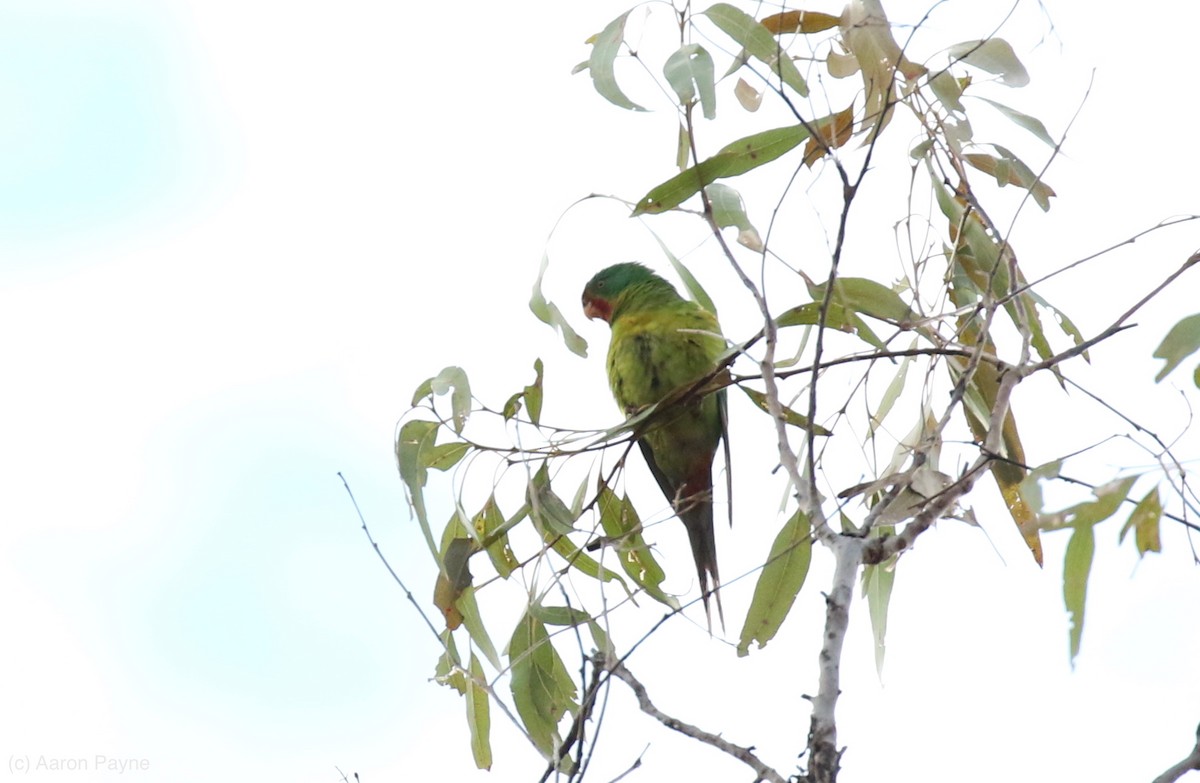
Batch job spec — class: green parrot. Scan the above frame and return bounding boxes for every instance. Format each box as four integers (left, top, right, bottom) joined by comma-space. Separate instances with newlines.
581, 262, 728, 628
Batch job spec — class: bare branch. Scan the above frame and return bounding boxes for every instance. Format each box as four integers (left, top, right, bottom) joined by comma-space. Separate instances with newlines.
1153, 722, 1200, 783
604, 656, 788, 783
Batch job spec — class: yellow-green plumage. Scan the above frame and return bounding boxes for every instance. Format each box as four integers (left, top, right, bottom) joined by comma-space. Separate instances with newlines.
582, 263, 727, 628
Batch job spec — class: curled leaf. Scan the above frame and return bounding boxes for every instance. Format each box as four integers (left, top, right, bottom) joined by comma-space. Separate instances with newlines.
530, 252, 588, 357
585, 12, 647, 111
947, 38, 1029, 87
664, 44, 717, 119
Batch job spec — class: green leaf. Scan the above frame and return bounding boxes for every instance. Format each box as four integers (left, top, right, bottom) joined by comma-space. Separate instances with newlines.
774, 301, 885, 349
529, 466, 626, 586
704, 3, 808, 97
806, 276, 914, 323
929, 71, 965, 113
862, 548, 896, 679
1063, 521, 1094, 667
596, 487, 677, 608
964, 148, 1056, 211
426, 366, 471, 434
395, 420, 445, 561
585, 11, 647, 111
502, 392, 523, 421
434, 628, 466, 694
739, 386, 832, 435
868, 349, 913, 436
737, 508, 812, 655
676, 123, 691, 170
530, 252, 588, 357
474, 496, 519, 578
1017, 459, 1063, 515
664, 44, 717, 119
651, 235, 717, 316
1153, 313, 1200, 382
1038, 476, 1138, 532
508, 613, 578, 765
528, 603, 593, 627
457, 589, 501, 670
947, 38, 1029, 87
525, 359, 544, 425
1120, 485, 1162, 557
975, 97, 1056, 147
587, 621, 613, 656
427, 441, 469, 472
633, 124, 810, 214
465, 653, 492, 770
706, 183, 762, 251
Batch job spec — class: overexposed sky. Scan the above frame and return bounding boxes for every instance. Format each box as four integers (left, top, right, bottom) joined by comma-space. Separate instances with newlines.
2, 1, 1198, 781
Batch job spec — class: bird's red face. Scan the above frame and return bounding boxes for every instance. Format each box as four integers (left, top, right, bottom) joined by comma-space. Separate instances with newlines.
582, 292, 612, 323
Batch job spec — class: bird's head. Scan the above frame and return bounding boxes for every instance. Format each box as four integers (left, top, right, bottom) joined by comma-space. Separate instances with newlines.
581, 262, 662, 324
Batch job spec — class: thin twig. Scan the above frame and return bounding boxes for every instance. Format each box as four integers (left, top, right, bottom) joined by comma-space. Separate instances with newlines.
605, 657, 788, 783
338, 472, 443, 644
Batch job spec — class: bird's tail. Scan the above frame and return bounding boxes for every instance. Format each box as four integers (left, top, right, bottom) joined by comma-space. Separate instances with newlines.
680, 500, 723, 633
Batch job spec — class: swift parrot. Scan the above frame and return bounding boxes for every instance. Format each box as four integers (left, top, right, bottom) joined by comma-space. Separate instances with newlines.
581, 262, 729, 628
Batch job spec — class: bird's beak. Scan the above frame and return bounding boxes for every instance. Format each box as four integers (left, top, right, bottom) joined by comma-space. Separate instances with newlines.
582, 295, 610, 322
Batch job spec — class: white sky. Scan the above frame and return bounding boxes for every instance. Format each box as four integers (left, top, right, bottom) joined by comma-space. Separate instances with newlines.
1, 1, 1198, 781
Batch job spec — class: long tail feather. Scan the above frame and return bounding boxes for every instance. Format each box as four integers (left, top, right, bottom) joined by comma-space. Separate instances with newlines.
680, 501, 724, 633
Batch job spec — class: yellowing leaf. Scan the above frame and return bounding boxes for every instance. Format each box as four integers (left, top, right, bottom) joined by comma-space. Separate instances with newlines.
760, 9, 841, 34
433, 536, 475, 630
840, 0, 925, 134
734, 77, 762, 111
802, 104, 855, 167
964, 148, 1056, 211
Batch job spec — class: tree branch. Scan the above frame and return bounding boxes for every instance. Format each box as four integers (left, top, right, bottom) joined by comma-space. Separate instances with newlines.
1153, 722, 1200, 783
603, 656, 788, 783
804, 535, 862, 783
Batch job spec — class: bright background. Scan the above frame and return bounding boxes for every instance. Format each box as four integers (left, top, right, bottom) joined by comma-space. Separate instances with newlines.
1, 1, 1198, 781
